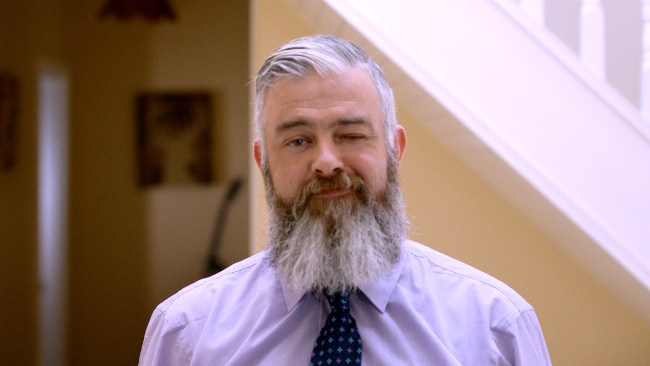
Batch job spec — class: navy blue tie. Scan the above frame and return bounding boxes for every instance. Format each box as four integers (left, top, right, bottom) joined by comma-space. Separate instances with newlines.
310, 292, 362, 365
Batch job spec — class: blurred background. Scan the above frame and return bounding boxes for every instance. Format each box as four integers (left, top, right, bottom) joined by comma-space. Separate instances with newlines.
1, 0, 649, 365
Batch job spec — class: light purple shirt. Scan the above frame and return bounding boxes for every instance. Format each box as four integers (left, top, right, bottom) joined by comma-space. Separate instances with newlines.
139, 240, 551, 365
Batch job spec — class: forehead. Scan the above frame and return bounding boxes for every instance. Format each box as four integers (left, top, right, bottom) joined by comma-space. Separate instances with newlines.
262, 67, 382, 132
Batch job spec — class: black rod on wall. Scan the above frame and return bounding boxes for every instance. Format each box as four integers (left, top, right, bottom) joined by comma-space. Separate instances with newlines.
204, 177, 244, 277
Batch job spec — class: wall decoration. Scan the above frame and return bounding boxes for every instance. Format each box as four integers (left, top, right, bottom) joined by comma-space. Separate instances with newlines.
0, 73, 18, 172
136, 92, 214, 186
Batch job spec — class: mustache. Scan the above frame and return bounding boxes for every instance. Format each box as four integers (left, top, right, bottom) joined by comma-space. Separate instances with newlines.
289, 172, 368, 217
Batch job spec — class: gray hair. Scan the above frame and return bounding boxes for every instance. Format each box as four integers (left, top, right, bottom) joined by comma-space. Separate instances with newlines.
255, 34, 397, 153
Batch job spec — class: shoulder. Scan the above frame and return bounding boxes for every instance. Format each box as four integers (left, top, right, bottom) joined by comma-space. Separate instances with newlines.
388, 241, 550, 364
156, 250, 278, 322
400, 240, 533, 324
140, 251, 284, 365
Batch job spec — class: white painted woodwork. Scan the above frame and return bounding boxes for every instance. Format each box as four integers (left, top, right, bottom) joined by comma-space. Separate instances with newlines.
580, 0, 606, 79
281, 0, 650, 326
641, 0, 650, 119
521, 0, 545, 25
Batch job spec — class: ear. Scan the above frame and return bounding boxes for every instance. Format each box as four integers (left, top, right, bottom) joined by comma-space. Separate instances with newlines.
393, 125, 407, 168
253, 138, 263, 172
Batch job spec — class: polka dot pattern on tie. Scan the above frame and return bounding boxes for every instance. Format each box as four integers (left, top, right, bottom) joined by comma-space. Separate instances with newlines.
310, 292, 362, 365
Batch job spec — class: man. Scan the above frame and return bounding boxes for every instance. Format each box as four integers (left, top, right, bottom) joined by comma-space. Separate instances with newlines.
139, 35, 552, 365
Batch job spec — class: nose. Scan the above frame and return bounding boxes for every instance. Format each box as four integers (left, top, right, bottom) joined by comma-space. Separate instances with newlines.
311, 140, 343, 177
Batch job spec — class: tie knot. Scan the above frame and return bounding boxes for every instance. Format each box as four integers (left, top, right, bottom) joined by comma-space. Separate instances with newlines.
325, 292, 350, 313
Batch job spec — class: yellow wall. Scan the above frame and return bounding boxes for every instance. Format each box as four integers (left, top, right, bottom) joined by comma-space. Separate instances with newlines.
250, 0, 650, 365
67, 2, 150, 363
1, 0, 250, 364
67, 0, 250, 364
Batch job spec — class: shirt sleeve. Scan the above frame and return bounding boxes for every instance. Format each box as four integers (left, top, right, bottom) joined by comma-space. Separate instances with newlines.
139, 308, 191, 366
496, 309, 552, 366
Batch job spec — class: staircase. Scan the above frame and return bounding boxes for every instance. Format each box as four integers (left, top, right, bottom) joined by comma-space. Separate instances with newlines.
280, 0, 650, 325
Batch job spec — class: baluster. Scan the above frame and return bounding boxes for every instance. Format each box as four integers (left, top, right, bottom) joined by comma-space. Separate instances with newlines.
521, 0, 545, 24
641, 0, 650, 119
580, 0, 605, 79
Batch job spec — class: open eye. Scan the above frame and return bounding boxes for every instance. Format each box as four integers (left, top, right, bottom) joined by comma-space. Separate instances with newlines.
289, 138, 307, 147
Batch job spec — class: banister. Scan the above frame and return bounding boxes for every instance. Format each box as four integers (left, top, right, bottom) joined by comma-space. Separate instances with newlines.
580, 0, 605, 79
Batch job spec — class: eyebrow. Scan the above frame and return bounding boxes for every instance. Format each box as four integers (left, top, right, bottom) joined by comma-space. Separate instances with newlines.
338, 118, 373, 129
275, 120, 309, 133
274, 118, 374, 134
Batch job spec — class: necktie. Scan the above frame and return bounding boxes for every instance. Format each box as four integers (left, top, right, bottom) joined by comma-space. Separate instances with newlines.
310, 292, 362, 365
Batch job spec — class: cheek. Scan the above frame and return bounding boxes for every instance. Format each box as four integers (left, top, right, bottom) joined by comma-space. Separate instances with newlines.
268, 158, 305, 199
352, 154, 388, 194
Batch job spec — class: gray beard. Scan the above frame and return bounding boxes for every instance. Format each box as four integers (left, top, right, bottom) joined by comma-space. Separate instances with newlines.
263, 155, 408, 295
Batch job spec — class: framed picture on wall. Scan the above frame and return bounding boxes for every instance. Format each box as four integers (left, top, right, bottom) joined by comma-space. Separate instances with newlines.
136, 92, 214, 186
0, 73, 18, 172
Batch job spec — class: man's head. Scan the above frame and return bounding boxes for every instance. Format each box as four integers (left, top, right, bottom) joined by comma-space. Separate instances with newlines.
255, 34, 398, 157
253, 35, 408, 294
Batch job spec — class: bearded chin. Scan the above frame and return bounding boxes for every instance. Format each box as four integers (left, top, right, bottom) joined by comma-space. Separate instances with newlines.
263, 155, 408, 295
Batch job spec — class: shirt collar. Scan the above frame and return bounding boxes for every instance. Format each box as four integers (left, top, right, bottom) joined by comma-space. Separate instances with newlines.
279, 241, 407, 314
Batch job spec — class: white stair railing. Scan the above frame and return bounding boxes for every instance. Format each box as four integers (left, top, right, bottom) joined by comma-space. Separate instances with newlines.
641, 0, 650, 119
580, 0, 605, 79
521, 0, 544, 24
518, 0, 650, 122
